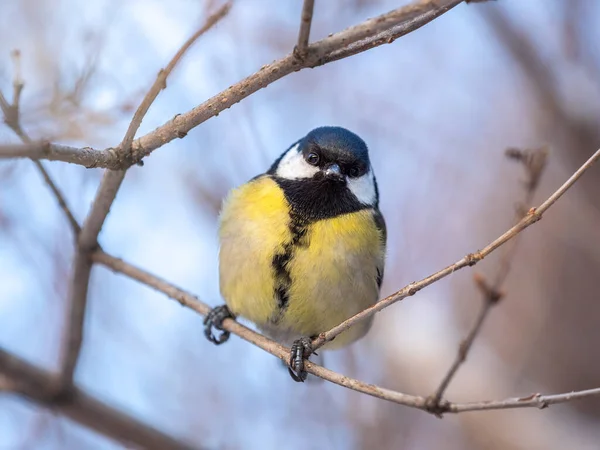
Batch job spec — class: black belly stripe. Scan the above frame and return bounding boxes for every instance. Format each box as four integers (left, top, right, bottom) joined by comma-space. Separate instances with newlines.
268, 172, 381, 318
271, 212, 309, 316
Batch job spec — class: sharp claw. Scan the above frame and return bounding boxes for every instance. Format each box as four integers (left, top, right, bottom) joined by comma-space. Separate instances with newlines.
204, 305, 233, 345
288, 336, 313, 382
288, 365, 304, 382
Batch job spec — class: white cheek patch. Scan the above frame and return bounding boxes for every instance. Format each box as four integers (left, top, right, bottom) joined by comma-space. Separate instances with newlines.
275, 144, 319, 180
347, 169, 377, 206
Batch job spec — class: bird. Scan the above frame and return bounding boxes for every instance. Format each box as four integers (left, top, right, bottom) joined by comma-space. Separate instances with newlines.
204, 126, 386, 382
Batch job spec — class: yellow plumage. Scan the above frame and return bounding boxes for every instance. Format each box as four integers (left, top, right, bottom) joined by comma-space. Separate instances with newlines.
219, 175, 385, 349
219, 176, 291, 328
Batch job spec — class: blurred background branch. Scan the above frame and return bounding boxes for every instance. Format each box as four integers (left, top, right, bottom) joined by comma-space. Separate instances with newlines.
427, 146, 548, 414
0, 348, 196, 449
0, 56, 80, 235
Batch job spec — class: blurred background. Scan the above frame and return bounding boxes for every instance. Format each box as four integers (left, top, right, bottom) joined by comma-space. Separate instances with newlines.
1, 0, 600, 448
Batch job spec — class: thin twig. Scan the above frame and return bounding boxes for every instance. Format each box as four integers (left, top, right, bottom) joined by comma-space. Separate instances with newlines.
295, 0, 315, 58
0, 348, 197, 450
120, 1, 232, 162
91, 240, 600, 414
0, 73, 80, 235
448, 388, 600, 412
426, 147, 548, 415
59, 3, 232, 393
312, 146, 600, 351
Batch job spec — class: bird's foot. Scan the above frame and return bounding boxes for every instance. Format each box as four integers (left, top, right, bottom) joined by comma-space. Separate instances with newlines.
204, 305, 234, 345
288, 336, 316, 382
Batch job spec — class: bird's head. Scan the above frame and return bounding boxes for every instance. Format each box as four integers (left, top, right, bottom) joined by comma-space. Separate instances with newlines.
269, 126, 378, 208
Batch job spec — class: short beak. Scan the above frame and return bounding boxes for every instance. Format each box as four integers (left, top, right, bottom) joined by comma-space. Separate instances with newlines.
324, 163, 342, 179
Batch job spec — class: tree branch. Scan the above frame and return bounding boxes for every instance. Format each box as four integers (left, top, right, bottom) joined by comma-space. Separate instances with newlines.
312, 146, 600, 351
0, 348, 198, 450
314, 0, 463, 63
447, 388, 600, 412
426, 147, 548, 415
59, 3, 232, 394
0, 142, 121, 169
319, 0, 463, 65
295, 0, 315, 58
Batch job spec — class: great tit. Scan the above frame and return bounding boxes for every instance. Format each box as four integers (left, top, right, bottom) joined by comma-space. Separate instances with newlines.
204, 126, 386, 381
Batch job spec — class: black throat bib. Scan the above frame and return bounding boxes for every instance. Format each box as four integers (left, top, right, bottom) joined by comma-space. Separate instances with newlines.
273, 175, 368, 222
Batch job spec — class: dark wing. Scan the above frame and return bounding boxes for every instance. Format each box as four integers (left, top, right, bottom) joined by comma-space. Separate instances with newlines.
372, 207, 387, 289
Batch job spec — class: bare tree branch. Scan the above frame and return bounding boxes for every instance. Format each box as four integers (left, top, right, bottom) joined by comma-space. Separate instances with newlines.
320, 0, 463, 64
316, 0, 465, 64
0, 348, 198, 450
0, 142, 121, 169
59, 3, 232, 394
295, 0, 315, 58
426, 147, 548, 415
312, 146, 600, 352
120, 1, 232, 161
0, 57, 80, 235
447, 388, 600, 412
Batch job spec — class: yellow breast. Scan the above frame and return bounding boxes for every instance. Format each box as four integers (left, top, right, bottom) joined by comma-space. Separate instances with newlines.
219, 175, 385, 348
219, 176, 291, 326
282, 210, 382, 348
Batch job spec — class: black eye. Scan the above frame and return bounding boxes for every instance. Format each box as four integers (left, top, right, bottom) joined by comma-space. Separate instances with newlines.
348, 166, 360, 177
306, 152, 320, 165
